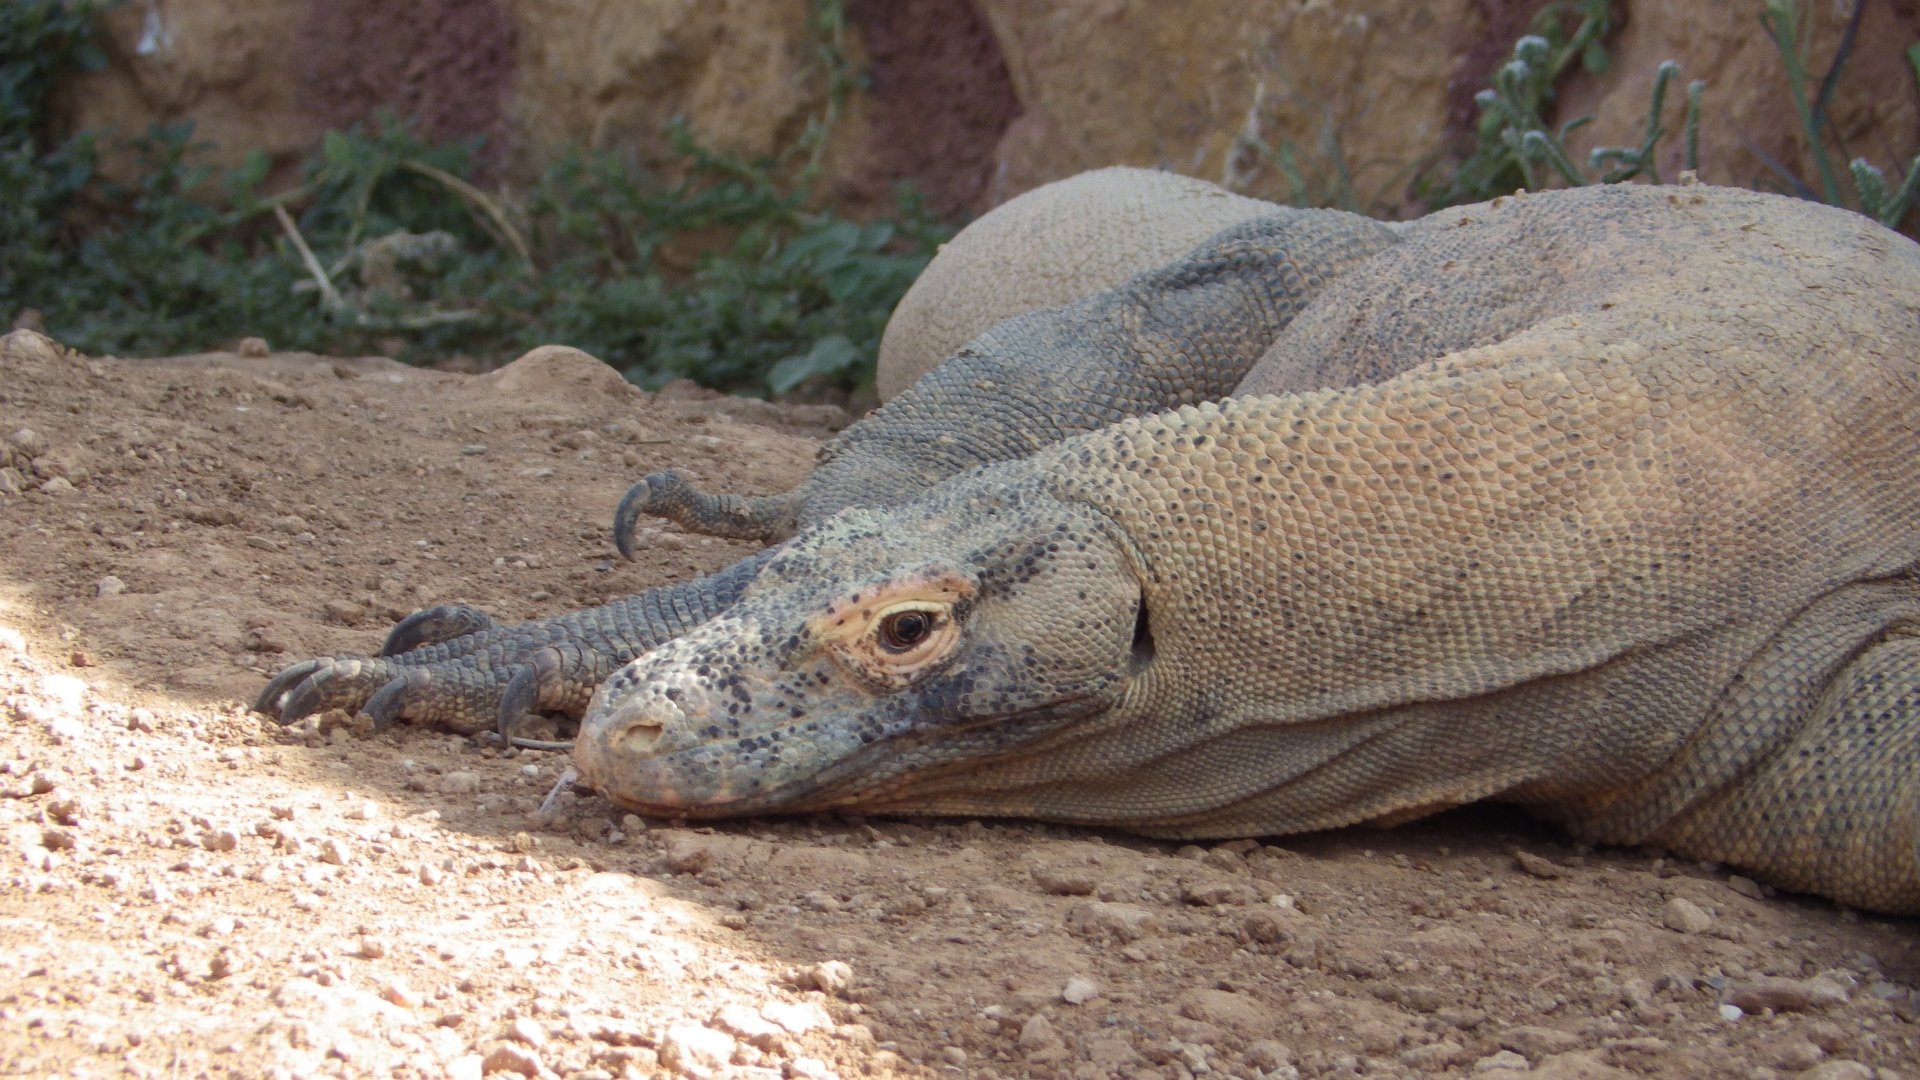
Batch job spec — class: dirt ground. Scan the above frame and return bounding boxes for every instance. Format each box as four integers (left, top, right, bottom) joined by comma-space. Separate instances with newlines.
0, 331, 1915, 1080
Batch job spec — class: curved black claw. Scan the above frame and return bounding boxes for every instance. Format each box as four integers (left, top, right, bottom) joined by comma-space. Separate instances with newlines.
255, 658, 326, 717
274, 657, 397, 722
613, 469, 796, 556
380, 604, 496, 656
496, 646, 568, 745
613, 472, 680, 559
362, 669, 435, 732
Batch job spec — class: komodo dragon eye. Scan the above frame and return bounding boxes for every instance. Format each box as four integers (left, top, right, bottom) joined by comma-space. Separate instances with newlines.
878, 609, 934, 652
808, 571, 975, 689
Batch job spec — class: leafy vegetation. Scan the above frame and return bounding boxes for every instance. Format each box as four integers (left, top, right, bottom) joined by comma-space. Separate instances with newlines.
1426, 0, 1918, 234
1422, 0, 1704, 204
0, 0, 948, 394
7, 0, 1920, 389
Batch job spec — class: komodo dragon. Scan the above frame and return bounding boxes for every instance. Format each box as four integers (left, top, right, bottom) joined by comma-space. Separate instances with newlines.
258, 172, 1920, 914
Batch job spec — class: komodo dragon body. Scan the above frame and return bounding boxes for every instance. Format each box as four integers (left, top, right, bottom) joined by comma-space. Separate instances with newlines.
259, 173, 1920, 914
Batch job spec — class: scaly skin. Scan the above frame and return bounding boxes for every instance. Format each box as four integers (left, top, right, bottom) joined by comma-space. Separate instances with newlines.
573, 183, 1920, 913
264, 192, 1398, 737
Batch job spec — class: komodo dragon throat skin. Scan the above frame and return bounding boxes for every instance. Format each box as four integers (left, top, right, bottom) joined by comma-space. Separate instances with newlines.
258, 174, 1920, 914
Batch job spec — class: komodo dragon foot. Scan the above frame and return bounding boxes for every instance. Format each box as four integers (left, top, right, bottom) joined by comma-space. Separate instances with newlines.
612, 470, 799, 554
254, 554, 768, 746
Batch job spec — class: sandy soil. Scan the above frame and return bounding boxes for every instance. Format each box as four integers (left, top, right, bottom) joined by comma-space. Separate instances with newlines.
0, 332, 1914, 1080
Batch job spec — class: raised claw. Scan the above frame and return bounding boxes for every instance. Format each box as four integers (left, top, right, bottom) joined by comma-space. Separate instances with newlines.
613, 469, 796, 554
380, 604, 496, 656
613, 472, 675, 559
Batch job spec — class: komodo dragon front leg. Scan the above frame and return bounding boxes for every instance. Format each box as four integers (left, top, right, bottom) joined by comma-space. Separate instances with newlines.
256, 192, 1398, 740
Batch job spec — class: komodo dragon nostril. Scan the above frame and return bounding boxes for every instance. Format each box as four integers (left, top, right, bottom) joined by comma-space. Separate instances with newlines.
613, 715, 667, 755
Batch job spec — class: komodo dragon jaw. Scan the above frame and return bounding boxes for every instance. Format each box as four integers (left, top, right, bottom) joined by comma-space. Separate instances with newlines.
572, 496, 1146, 815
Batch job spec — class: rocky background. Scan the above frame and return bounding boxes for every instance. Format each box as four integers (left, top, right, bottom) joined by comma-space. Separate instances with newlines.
54, 0, 1920, 220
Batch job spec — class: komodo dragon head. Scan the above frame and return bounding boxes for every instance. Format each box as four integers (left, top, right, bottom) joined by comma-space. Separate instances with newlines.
571, 477, 1148, 816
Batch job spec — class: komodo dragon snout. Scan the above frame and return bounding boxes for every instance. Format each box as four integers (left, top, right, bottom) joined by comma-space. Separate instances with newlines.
573, 496, 1147, 815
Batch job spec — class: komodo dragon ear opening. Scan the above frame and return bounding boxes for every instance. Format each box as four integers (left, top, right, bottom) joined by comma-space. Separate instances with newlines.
1128, 595, 1156, 675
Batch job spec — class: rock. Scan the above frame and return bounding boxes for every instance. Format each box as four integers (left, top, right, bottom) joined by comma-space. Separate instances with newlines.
1727, 975, 1849, 1013
236, 336, 270, 357
38, 674, 87, 715
1497, 1025, 1584, 1058
711, 1003, 782, 1049
658, 1021, 736, 1077
1726, 874, 1766, 899
323, 599, 367, 626
1061, 975, 1099, 1004
1474, 1049, 1530, 1073
1769, 1039, 1825, 1072
1028, 861, 1098, 895
807, 959, 853, 996
1176, 988, 1270, 1037
481, 1041, 544, 1076
664, 836, 719, 874
1661, 896, 1713, 934
440, 771, 483, 795
1180, 878, 1261, 905
1245, 1040, 1294, 1072
1510, 848, 1562, 879
8, 427, 46, 459
0, 466, 24, 494
508, 1015, 546, 1047
95, 575, 126, 597
761, 1000, 832, 1035
1803, 1062, 1874, 1080
199, 828, 240, 852
1064, 900, 1162, 944
1717, 1003, 1744, 1022
1017, 1014, 1063, 1053
1401, 1040, 1468, 1070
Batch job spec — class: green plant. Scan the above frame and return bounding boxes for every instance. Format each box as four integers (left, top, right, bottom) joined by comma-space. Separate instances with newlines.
1429, 0, 1705, 205
0, 1, 950, 396
1760, 0, 1920, 229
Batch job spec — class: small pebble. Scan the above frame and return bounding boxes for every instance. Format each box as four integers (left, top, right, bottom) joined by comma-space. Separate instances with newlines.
1717, 1003, 1744, 1022
481, 1041, 543, 1076
508, 1015, 546, 1047
95, 575, 126, 598
658, 1021, 735, 1076
809, 959, 853, 996
1510, 848, 1561, 879
1661, 896, 1713, 934
440, 771, 483, 795
1061, 975, 1099, 1004
1017, 1014, 1062, 1053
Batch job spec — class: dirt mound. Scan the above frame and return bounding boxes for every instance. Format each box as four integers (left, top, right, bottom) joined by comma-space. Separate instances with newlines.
0, 336, 1914, 1077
